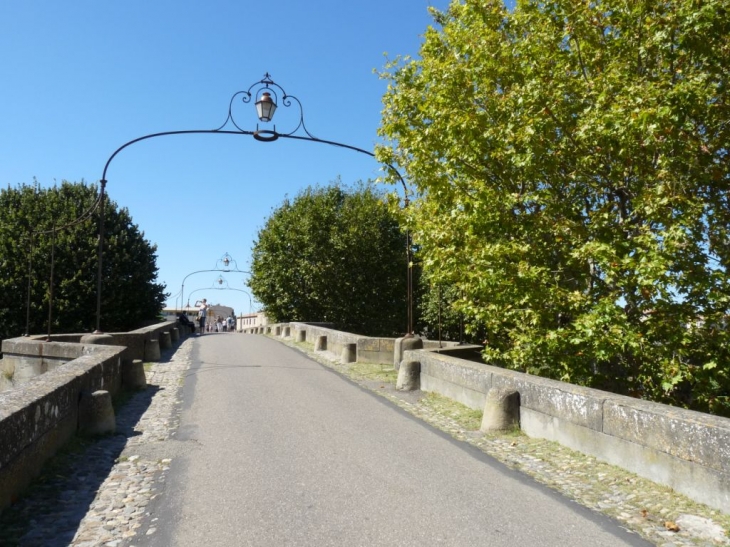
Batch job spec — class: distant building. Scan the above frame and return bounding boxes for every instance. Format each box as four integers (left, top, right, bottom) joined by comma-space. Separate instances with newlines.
238, 312, 268, 331
162, 303, 235, 324
162, 306, 197, 323
163, 305, 265, 333
208, 304, 235, 323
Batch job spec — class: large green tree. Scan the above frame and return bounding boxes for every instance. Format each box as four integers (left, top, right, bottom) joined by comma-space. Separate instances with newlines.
249, 182, 409, 337
0, 181, 167, 339
378, 0, 730, 414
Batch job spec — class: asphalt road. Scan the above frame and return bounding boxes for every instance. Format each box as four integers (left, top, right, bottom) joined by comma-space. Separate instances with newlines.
139, 333, 650, 546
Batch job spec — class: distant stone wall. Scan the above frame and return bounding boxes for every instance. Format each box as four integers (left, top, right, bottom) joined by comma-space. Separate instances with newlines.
263, 322, 396, 365
1, 321, 181, 390
409, 348, 730, 514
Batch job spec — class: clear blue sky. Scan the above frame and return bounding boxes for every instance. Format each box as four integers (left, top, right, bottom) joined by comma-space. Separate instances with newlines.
1, 0, 460, 316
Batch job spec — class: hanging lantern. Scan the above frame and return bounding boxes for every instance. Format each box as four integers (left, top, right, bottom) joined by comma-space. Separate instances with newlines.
255, 92, 277, 122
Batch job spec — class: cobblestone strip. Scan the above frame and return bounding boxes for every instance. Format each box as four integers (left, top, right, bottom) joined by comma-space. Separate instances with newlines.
70, 342, 191, 547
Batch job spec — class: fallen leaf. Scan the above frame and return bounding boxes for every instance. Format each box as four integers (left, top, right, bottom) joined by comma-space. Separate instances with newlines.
640, 509, 648, 518
664, 521, 680, 532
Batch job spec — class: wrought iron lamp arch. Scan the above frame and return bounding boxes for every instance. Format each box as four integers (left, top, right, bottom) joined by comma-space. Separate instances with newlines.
186, 276, 253, 315
175, 253, 251, 313
96, 73, 413, 335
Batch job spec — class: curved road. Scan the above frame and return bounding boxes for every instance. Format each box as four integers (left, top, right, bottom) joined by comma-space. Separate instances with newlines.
138, 334, 649, 546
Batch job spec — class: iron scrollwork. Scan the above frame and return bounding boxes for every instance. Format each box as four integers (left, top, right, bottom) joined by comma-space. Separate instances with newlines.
214, 73, 314, 142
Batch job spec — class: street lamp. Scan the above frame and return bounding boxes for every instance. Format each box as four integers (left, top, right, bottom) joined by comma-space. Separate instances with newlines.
96, 73, 413, 335
255, 92, 277, 123
175, 252, 250, 313
186, 276, 252, 315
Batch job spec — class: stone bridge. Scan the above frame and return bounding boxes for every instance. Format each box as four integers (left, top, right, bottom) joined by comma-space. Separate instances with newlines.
0, 320, 729, 544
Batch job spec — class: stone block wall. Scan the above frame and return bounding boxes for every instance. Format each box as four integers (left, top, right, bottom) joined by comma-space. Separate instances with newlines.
1, 321, 181, 390
0, 344, 124, 510
409, 348, 730, 513
281, 322, 395, 365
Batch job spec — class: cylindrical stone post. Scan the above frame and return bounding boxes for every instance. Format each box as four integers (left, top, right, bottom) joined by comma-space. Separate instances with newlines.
80, 333, 114, 346
121, 359, 147, 390
170, 327, 180, 343
315, 335, 327, 351
144, 339, 161, 362
78, 390, 116, 436
480, 388, 521, 432
297, 330, 306, 343
394, 335, 424, 371
394, 337, 404, 368
160, 331, 172, 350
396, 360, 421, 391
341, 343, 356, 364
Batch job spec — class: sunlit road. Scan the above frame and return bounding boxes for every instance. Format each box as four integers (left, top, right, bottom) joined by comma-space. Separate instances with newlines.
136, 333, 648, 546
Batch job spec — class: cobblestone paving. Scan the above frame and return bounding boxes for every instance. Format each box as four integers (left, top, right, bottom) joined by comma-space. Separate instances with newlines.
1, 335, 729, 546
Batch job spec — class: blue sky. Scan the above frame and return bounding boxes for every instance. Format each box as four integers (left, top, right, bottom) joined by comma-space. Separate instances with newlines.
1, 1, 457, 317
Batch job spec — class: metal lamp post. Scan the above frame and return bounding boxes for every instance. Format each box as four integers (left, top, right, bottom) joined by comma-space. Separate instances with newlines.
24, 188, 102, 337
96, 73, 413, 335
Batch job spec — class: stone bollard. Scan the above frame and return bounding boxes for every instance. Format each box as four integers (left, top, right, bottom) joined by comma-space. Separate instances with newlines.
283, 326, 291, 338
315, 335, 327, 351
480, 388, 521, 432
341, 343, 356, 364
170, 327, 180, 343
121, 359, 147, 390
80, 333, 114, 346
394, 335, 424, 371
297, 330, 306, 343
78, 390, 116, 436
144, 339, 161, 362
160, 331, 172, 350
396, 360, 421, 391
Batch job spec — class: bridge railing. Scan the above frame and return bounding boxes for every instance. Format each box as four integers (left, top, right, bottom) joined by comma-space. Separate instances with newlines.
0, 320, 191, 511
254, 320, 730, 514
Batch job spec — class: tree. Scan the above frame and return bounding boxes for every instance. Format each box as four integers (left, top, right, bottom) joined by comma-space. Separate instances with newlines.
378, 0, 730, 414
0, 181, 167, 339
249, 181, 408, 337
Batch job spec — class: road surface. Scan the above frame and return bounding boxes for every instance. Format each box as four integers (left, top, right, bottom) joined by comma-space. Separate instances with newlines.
136, 333, 649, 546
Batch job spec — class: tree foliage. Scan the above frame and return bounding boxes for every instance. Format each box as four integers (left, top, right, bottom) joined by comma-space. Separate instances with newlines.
378, 0, 730, 414
249, 182, 408, 336
0, 181, 167, 339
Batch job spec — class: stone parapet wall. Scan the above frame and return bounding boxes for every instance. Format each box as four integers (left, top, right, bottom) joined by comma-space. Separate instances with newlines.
0, 320, 190, 511
279, 323, 395, 364
1, 321, 180, 389
408, 348, 730, 513
0, 342, 124, 510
